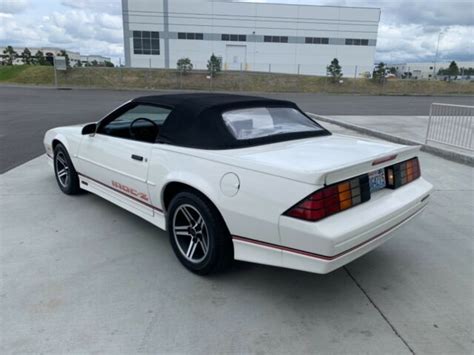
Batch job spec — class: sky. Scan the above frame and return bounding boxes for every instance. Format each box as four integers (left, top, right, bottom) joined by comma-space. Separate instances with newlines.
0, 0, 473, 64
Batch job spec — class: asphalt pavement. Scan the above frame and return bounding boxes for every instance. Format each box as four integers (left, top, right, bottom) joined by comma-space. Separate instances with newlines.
1, 122, 472, 354
1, 85, 473, 173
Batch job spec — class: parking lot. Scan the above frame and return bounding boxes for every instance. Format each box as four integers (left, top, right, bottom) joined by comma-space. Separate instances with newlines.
1, 86, 473, 354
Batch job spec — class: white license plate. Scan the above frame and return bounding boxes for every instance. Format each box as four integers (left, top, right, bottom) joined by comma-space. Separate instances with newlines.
369, 168, 386, 192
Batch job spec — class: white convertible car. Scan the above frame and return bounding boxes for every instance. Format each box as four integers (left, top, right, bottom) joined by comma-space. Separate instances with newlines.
44, 94, 433, 275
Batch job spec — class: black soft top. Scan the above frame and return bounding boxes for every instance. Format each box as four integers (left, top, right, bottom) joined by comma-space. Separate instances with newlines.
131, 93, 329, 149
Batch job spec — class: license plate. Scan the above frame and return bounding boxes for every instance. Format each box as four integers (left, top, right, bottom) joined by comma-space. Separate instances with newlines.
369, 168, 386, 192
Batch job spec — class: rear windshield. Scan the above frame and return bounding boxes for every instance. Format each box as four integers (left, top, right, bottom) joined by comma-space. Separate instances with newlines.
222, 107, 324, 140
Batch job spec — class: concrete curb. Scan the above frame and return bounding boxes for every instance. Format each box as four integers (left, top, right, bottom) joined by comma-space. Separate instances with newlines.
307, 113, 474, 167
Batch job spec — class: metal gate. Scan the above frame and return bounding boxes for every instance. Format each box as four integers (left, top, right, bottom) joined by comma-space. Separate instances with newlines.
425, 103, 474, 151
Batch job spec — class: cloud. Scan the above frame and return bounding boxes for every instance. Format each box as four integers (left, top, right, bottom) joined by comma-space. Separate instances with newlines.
375, 23, 474, 63
60, 0, 122, 15
0, 5, 123, 62
1, 0, 473, 65
0, 0, 29, 14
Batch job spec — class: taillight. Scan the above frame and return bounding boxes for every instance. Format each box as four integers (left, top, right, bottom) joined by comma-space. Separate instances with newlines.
386, 157, 420, 189
285, 157, 422, 222
284, 175, 371, 222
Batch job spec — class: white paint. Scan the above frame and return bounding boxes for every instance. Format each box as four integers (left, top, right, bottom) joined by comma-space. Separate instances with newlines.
44, 113, 433, 274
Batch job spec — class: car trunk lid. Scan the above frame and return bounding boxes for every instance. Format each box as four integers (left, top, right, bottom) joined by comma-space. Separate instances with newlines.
204, 134, 420, 185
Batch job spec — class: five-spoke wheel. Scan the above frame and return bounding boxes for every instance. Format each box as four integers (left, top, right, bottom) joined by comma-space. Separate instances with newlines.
53, 143, 81, 195
55, 151, 70, 188
172, 204, 210, 263
167, 191, 233, 274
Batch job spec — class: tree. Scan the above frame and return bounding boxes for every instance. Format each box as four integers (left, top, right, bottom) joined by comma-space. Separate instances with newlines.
91, 60, 98, 67
207, 53, 221, 77
75, 60, 83, 68
326, 58, 342, 83
58, 50, 70, 68
438, 61, 460, 79
2, 46, 17, 65
177, 57, 193, 74
104, 60, 114, 67
35, 50, 48, 65
21, 48, 32, 65
447, 61, 459, 77
372, 62, 387, 83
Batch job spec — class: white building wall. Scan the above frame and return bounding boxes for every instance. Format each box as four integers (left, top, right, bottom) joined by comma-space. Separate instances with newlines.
124, 0, 380, 76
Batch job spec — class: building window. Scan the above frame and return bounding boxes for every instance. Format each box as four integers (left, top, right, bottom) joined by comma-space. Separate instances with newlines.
177, 32, 203, 40
305, 37, 329, 44
264, 36, 288, 43
133, 31, 160, 55
345, 38, 369, 46
221, 34, 247, 42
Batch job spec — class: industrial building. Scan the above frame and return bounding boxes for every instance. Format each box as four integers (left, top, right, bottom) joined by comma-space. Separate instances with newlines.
122, 0, 380, 75
392, 61, 474, 80
0, 47, 111, 67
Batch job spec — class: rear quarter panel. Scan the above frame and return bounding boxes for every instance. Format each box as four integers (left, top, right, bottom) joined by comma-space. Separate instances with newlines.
147, 147, 316, 245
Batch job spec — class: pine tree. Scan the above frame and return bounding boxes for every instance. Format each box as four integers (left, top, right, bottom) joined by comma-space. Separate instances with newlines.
372, 62, 387, 83
2, 46, 17, 65
326, 58, 342, 83
21, 48, 32, 65
207, 53, 222, 77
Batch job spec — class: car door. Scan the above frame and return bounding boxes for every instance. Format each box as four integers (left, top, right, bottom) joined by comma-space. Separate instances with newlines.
76, 103, 171, 216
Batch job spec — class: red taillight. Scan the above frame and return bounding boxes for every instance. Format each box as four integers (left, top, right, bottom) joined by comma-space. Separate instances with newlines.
285, 175, 371, 222
285, 157, 421, 222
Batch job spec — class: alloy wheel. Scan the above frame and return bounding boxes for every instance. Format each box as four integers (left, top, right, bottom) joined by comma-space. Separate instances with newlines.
55, 151, 70, 188
172, 204, 210, 263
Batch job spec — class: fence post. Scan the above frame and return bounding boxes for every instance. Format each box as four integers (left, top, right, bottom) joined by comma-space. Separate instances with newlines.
119, 58, 123, 86
239, 62, 243, 91
425, 103, 434, 144
148, 58, 152, 88
352, 65, 358, 94
54, 67, 58, 88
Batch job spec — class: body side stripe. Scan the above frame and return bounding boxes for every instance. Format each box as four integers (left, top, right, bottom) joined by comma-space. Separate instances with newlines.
78, 172, 164, 213
233, 207, 424, 261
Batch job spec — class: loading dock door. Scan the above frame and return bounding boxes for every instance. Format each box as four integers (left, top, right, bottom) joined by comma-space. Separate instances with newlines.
225, 45, 247, 71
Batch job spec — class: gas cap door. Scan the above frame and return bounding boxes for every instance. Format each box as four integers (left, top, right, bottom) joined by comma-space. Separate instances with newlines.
220, 172, 240, 197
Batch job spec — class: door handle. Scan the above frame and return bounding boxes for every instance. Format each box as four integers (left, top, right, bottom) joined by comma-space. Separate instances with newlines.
131, 154, 144, 161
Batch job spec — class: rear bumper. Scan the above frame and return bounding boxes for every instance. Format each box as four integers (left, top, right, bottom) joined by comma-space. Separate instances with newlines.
233, 177, 433, 274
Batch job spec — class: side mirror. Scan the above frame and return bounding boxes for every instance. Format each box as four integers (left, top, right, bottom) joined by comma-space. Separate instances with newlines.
82, 123, 97, 135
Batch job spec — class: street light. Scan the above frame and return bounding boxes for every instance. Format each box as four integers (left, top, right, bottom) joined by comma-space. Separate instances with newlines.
433, 29, 445, 78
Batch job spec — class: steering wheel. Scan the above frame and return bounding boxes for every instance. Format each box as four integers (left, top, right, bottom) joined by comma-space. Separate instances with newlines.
129, 117, 159, 142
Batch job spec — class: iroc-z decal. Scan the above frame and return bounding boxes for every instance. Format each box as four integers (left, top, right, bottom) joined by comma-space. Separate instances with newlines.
112, 181, 149, 202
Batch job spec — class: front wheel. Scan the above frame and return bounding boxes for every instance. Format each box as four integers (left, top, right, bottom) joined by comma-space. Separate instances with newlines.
54, 143, 81, 195
167, 191, 233, 275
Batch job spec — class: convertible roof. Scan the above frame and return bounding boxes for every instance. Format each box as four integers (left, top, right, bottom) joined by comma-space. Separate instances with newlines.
130, 93, 328, 149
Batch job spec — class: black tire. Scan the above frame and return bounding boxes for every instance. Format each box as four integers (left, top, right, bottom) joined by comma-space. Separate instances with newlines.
53, 143, 82, 195
167, 191, 233, 275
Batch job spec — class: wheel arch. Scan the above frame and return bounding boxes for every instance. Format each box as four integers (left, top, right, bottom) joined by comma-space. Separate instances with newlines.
161, 180, 230, 234
50, 134, 71, 154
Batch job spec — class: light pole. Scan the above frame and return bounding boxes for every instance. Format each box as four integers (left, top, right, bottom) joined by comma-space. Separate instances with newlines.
433, 30, 445, 78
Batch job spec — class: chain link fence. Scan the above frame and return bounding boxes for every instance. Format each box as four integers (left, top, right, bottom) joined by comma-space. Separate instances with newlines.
47, 65, 474, 95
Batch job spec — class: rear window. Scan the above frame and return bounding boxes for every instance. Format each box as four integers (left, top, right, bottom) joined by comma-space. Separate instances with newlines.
222, 107, 324, 140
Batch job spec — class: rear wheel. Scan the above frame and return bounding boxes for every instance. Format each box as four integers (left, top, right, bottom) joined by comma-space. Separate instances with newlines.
54, 143, 81, 195
167, 191, 233, 275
